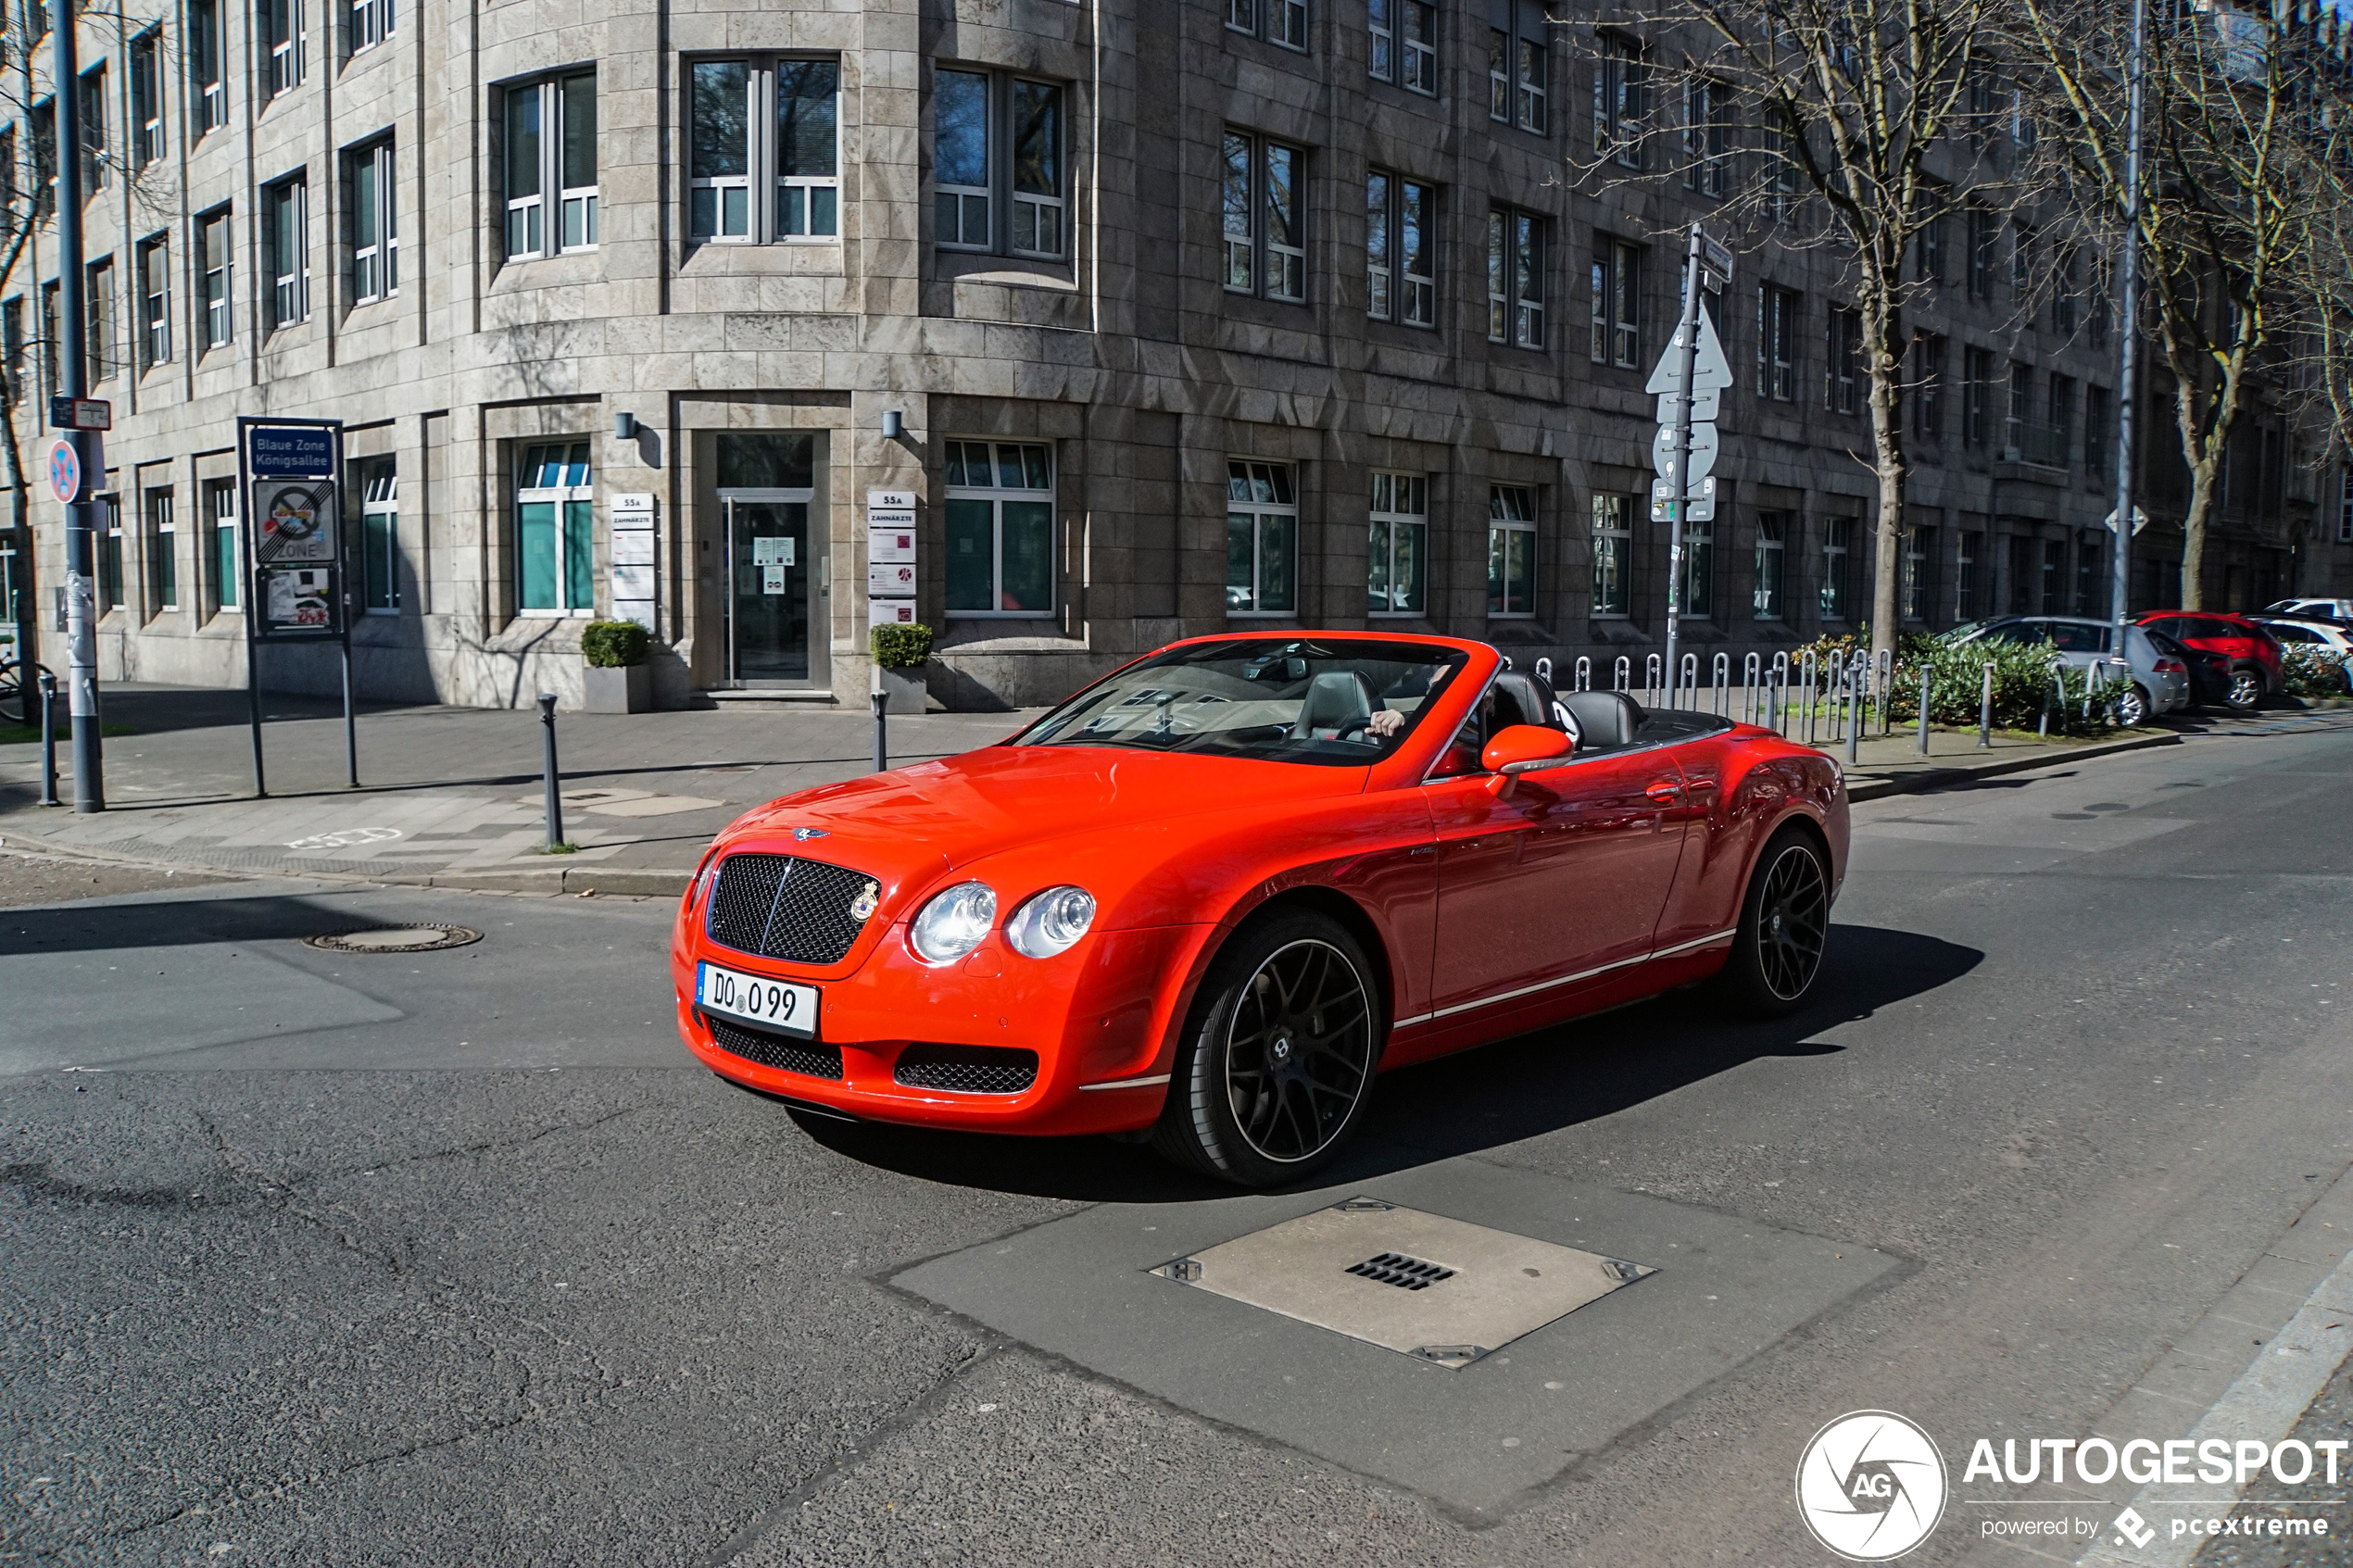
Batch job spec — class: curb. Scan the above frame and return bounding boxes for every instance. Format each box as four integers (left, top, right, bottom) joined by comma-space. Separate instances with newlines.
393, 866, 695, 898
1840, 730, 2183, 804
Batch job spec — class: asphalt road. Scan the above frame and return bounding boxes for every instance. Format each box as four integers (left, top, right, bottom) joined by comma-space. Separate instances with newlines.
5, 713, 2352, 1566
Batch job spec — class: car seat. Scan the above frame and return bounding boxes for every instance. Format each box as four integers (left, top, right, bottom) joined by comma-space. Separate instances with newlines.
1557, 690, 1645, 750
1297, 669, 1377, 740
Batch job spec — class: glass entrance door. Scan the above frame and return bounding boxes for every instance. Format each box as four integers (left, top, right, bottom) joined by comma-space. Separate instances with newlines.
723, 494, 814, 683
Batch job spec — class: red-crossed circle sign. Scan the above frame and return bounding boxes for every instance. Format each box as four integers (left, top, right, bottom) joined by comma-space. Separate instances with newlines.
46, 438, 81, 505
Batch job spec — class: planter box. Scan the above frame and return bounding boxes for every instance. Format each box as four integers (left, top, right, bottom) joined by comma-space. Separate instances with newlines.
878, 666, 926, 715
583, 662, 651, 714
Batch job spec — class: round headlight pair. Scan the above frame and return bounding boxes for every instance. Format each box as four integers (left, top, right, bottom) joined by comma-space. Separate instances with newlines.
908, 882, 1095, 964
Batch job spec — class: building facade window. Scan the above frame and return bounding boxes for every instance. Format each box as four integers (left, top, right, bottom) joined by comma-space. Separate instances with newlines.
1226, 460, 1297, 615
689, 57, 838, 245
1754, 511, 1786, 620
39, 283, 57, 402
1478, 484, 1531, 617
505, 72, 598, 260
1592, 34, 1644, 166
131, 31, 163, 169
944, 440, 1054, 615
1820, 516, 1851, 620
1228, 0, 1307, 50
1962, 345, 1992, 446
1680, 77, 1727, 196
192, 0, 228, 132
933, 70, 1063, 259
359, 458, 398, 610
516, 442, 593, 615
264, 0, 306, 96
1, 297, 20, 406
1366, 470, 1427, 616
1680, 514, 1712, 619
1222, 132, 1304, 303
2339, 470, 2351, 545
78, 66, 106, 193
31, 102, 54, 223
138, 236, 169, 368
101, 496, 123, 610
200, 208, 233, 348
1967, 204, 1994, 298
1957, 527, 1982, 620
2039, 536, 2063, 613
350, 0, 391, 56
1756, 284, 1797, 401
85, 258, 117, 383
1489, 0, 1547, 133
1488, 207, 1544, 348
2084, 385, 2112, 485
266, 176, 309, 328
1917, 212, 1944, 283
146, 488, 177, 612
205, 478, 238, 612
1365, 172, 1434, 327
1586, 491, 1631, 618
1911, 332, 1944, 440
2074, 531, 2102, 615
1589, 238, 1638, 367
1903, 524, 1934, 621
1368, 0, 1437, 92
1826, 307, 1860, 414
347, 140, 396, 305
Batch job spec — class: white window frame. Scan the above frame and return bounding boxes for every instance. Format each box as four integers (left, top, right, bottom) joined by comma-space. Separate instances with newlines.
1956, 528, 1981, 619
687, 56, 840, 246
267, 175, 309, 329
192, 0, 228, 132
1488, 483, 1537, 619
86, 258, 117, 384
1680, 513, 1713, 620
1753, 511, 1786, 621
932, 69, 1066, 261
1403, 0, 1437, 91
1756, 283, 1797, 401
943, 440, 1057, 619
515, 441, 594, 617
349, 0, 391, 56
1222, 132, 1304, 304
1820, 517, 1852, 620
147, 487, 177, 612
359, 458, 399, 612
1589, 238, 1638, 367
1593, 33, 1644, 167
204, 476, 239, 614
131, 31, 163, 169
348, 139, 396, 306
1229, 0, 1306, 52
138, 235, 170, 369
1681, 76, 1726, 196
1367, 470, 1428, 617
504, 72, 598, 262
199, 207, 233, 349
1489, 0, 1546, 132
1226, 459, 1298, 617
265, 0, 306, 97
1365, 171, 1435, 328
1589, 492, 1629, 618
1489, 207, 1543, 348
1827, 307, 1859, 414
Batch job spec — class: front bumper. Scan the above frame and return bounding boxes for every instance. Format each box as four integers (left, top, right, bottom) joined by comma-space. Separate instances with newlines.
673, 921, 1210, 1137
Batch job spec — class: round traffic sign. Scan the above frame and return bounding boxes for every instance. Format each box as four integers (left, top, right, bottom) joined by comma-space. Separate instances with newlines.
45, 438, 80, 505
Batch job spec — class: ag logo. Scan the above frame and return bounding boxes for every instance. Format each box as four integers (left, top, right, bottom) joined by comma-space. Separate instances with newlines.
1794, 1411, 1948, 1561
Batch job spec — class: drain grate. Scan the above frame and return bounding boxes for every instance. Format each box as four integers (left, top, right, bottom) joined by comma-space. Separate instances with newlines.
1346, 1252, 1455, 1290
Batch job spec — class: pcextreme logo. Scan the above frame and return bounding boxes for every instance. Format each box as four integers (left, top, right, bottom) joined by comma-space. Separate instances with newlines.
1794, 1411, 1950, 1562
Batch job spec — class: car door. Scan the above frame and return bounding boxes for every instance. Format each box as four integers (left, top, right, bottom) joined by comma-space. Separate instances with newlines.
1424, 735, 1691, 1017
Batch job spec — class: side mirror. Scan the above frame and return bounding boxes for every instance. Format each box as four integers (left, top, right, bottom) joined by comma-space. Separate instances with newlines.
1480, 724, 1574, 796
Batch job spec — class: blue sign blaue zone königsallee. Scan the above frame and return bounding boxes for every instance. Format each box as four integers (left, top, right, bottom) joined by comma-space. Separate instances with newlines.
249, 424, 337, 477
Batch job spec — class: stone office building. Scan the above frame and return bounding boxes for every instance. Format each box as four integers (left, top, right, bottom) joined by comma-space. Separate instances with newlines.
5, 0, 2346, 713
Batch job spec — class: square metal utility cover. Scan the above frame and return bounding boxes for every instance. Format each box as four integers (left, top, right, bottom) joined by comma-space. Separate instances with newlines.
1152, 1197, 1650, 1367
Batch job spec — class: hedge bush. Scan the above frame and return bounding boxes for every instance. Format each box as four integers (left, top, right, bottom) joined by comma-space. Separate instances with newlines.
2282, 644, 2353, 698
870, 621, 935, 671
1883, 633, 2126, 734
580, 621, 650, 668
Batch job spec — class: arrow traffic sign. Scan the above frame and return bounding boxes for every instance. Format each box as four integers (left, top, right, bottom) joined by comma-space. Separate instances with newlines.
1653, 420, 1719, 485
1644, 301, 1734, 397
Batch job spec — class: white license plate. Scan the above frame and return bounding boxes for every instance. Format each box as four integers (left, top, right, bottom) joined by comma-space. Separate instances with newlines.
697, 962, 820, 1038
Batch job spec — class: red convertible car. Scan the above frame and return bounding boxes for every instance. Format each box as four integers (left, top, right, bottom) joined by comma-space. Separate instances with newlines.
672, 633, 1847, 1185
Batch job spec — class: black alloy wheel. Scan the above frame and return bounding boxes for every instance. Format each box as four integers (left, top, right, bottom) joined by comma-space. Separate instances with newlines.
2225, 666, 2264, 711
1154, 910, 1382, 1185
1714, 827, 1832, 1018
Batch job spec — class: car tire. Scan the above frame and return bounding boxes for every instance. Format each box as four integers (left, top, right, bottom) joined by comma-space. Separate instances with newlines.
1712, 826, 1832, 1020
2225, 666, 2263, 711
1151, 909, 1384, 1187
2115, 683, 2151, 728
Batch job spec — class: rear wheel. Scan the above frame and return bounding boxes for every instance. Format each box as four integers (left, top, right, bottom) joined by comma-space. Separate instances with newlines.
2113, 683, 2151, 728
1152, 910, 1382, 1187
1713, 827, 1831, 1019
2225, 666, 2263, 712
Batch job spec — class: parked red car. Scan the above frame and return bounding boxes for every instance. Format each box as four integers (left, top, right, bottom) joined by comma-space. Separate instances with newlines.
2133, 612, 2283, 710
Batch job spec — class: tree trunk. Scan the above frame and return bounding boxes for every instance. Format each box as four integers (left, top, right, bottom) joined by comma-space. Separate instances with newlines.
1864, 308, 1907, 661
2173, 389, 2225, 612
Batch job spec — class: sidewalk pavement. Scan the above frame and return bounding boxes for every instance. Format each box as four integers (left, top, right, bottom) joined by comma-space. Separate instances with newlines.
0, 684, 2322, 897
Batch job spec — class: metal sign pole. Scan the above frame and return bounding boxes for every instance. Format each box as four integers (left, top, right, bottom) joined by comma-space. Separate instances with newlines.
239, 420, 266, 797
54, 0, 104, 811
2108, 0, 2148, 635
1664, 228, 1706, 706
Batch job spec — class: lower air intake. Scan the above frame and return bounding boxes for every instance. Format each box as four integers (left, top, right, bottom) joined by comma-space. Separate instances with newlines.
708, 1018, 844, 1081
893, 1044, 1040, 1096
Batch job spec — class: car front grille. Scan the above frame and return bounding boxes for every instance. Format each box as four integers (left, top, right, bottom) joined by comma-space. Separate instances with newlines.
705, 852, 879, 966
892, 1044, 1040, 1096
707, 1017, 844, 1081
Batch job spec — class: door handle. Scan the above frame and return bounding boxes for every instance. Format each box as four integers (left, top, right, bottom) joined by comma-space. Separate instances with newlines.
1684, 778, 1717, 796
1644, 780, 1683, 804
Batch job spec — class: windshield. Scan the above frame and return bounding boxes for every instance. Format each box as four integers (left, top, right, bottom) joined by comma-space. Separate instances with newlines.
1013, 639, 1469, 765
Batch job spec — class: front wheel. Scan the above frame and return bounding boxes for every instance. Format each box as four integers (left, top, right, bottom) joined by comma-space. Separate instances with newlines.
1713, 827, 1832, 1019
2225, 666, 2263, 712
1152, 910, 1382, 1187
2114, 683, 2151, 728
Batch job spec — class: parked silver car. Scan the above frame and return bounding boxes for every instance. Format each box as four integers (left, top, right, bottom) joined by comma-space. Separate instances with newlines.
1948, 616, 2193, 726
2264, 597, 2353, 622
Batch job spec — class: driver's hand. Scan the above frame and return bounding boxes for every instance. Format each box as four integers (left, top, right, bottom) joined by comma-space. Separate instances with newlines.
1366, 709, 1404, 737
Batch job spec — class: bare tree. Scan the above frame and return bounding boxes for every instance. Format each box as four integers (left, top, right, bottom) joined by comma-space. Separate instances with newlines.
1579, 0, 2020, 661
2016, 0, 2341, 608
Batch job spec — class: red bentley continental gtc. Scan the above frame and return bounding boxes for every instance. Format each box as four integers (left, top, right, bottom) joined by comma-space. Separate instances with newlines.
672, 633, 1847, 1185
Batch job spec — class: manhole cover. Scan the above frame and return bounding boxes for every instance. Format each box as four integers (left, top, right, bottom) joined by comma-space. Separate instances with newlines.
304, 925, 483, 954
1150, 1197, 1654, 1369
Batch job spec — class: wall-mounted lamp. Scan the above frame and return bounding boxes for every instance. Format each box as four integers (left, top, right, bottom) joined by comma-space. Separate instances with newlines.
613, 412, 638, 442
880, 408, 905, 441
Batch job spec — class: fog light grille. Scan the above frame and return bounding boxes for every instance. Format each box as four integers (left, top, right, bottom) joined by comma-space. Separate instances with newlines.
893, 1044, 1039, 1096
708, 1017, 843, 1081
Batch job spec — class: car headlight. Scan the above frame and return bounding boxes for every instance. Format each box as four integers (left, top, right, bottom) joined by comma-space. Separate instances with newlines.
909, 881, 997, 965
1005, 886, 1097, 960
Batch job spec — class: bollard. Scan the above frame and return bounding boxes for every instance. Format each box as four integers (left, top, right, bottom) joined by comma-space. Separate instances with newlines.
1978, 659, 1994, 748
37, 671, 60, 808
872, 686, 889, 773
1916, 665, 1931, 756
1845, 671, 1862, 766
538, 693, 565, 848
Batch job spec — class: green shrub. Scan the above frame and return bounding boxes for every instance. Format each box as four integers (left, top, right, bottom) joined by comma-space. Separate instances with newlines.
580, 621, 650, 668
1883, 633, 2125, 734
870, 622, 935, 671
2282, 644, 2353, 698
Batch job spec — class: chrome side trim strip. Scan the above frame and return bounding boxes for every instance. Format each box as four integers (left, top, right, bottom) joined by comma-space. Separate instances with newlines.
1079, 1072, 1174, 1092
1650, 926, 1741, 960
1393, 926, 1743, 1029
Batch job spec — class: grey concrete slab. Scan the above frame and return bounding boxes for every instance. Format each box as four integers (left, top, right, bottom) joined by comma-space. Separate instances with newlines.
894, 1155, 1900, 1518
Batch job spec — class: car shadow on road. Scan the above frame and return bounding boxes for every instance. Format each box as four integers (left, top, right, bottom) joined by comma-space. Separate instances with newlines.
788, 922, 1983, 1203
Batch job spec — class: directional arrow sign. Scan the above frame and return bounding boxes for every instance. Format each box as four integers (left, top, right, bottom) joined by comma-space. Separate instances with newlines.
1644, 301, 1734, 397
1653, 420, 1719, 485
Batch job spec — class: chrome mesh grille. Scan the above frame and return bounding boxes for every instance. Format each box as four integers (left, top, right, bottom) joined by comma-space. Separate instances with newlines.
892, 1044, 1040, 1096
705, 853, 877, 966
708, 1018, 844, 1081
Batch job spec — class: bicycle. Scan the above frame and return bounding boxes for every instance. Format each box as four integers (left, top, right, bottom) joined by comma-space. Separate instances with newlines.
0, 655, 54, 727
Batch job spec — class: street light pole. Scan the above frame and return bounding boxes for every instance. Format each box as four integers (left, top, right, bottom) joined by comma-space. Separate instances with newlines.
52, 0, 103, 811
1664, 225, 1705, 705
2108, 0, 2148, 657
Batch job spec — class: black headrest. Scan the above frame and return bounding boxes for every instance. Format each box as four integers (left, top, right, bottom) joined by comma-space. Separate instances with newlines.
1558, 690, 1645, 749
1491, 671, 1564, 732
